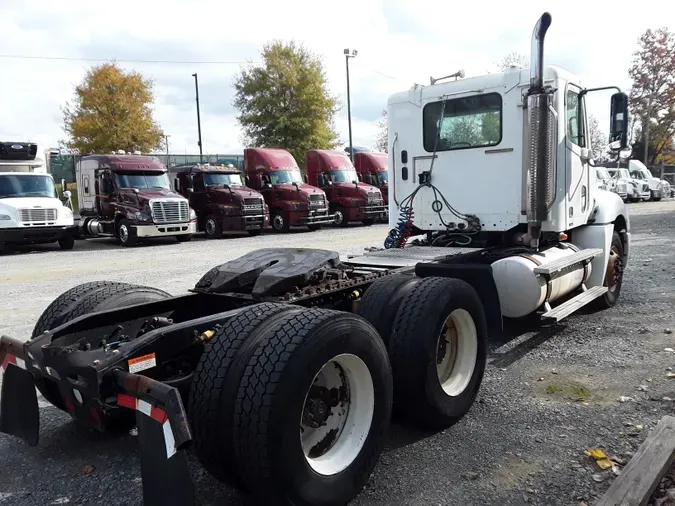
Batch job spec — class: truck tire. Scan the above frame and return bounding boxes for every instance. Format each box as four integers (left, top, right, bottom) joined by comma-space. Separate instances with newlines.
271, 210, 290, 233
232, 309, 392, 506
30, 282, 171, 424
58, 237, 75, 250
204, 214, 222, 239
332, 206, 349, 227
356, 274, 421, 345
594, 230, 624, 309
188, 303, 302, 488
117, 219, 137, 247
389, 277, 487, 430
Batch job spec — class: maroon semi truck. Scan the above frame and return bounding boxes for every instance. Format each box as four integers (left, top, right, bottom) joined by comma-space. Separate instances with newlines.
169, 164, 269, 238
75, 152, 197, 246
305, 149, 387, 226
244, 148, 334, 233
353, 151, 389, 222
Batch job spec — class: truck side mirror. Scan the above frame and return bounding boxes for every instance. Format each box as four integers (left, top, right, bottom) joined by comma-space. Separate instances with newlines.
174, 178, 180, 192
609, 92, 629, 151
264, 183, 273, 190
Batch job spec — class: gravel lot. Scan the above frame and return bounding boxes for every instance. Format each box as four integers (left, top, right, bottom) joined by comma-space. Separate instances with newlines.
1, 201, 674, 506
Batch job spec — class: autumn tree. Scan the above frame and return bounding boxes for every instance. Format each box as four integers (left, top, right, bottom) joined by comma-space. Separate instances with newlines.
374, 109, 388, 152
628, 27, 675, 165
62, 62, 164, 154
588, 114, 608, 160
233, 41, 339, 168
495, 51, 527, 71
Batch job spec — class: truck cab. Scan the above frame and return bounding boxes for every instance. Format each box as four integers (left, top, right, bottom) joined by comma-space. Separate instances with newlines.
627, 159, 670, 201
244, 148, 334, 233
0, 141, 76, 251
353, 151, 389, 221
305, 149, 387, 226
76, 151, 197, 246
170, 164, 269, 238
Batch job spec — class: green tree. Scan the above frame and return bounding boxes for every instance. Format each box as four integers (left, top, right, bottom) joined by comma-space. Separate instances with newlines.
233, 40, 340, 168
374, 109, 388, 152
628, 27, 675, 165
62, 62, 164, 154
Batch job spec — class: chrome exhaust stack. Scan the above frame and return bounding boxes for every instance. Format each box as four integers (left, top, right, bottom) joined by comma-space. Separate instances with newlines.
525, 12, 556, 249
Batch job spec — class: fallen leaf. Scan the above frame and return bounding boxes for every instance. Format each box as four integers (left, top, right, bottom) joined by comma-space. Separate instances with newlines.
587, 448, 608, 460
551, 369, 558, 374
596, 458, 613, 470
83, 465, 95, 474
666, 373, 675, 379
635, 424, 643, 431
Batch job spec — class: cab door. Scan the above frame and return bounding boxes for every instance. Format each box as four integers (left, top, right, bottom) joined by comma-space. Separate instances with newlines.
564, 85, 591, 228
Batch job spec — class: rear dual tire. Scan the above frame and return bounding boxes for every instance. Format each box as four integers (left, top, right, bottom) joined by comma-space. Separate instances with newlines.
189, 304, 392, 506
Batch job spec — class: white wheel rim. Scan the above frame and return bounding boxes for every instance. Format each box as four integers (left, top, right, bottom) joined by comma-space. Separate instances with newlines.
206, 218, 216, 235
273, 214, 284, 230
436, 309, 478, 397
334, 211, 343, 224
300, 353, 374, 476
119, 224, 129, 242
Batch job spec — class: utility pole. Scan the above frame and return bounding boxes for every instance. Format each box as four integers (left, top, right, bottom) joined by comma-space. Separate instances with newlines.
164, 134, 170, 166
192, 73, 203, 163
344, 49, 357, 162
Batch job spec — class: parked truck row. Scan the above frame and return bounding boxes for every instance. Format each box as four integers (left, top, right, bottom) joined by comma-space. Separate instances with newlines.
0, 145, 391, 250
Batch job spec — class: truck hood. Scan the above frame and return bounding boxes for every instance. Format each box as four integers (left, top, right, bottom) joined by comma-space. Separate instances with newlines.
273, 183, 326, 198
119, 188, 187, 208
333, 182, 382, 198
0, 196, 65, 210
634, 176, 662, 190
210, 186, 265, 201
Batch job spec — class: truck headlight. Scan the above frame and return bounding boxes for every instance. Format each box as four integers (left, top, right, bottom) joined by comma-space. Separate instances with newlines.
189, 208, 197, 221
134, 211, 152, 222
0, 214, 11, 221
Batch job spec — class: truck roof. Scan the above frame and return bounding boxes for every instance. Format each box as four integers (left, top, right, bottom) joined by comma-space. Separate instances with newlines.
306, 149, 354, 170
170, 164, 240, 175
353, 152, 388, 171
245, 148, 299, 170
80, 154, 166, 172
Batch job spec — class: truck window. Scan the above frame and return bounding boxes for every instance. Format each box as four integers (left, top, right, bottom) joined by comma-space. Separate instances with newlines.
269, 170, 303, 185
115, 171, 170, 190
422, 92, 502, 152
566, 90, 586, 148
204, 173, 243, 186
0, 174, 57, 199
377, 172, 388, 184
331, 169, 359, 184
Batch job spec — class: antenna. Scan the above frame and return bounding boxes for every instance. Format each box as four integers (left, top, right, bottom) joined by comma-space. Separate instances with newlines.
430, 69, 465, 85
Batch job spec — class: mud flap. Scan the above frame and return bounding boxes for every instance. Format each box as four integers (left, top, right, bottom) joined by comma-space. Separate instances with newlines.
136, 410, 194, 506
0, 363, 39, 446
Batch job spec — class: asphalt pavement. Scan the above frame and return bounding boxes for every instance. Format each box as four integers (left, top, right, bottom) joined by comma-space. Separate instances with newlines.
1, 202, 674, 506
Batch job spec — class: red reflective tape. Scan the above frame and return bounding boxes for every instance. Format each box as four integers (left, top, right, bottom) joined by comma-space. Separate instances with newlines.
65, 395, 75, 414
1, 354, 17, 371
117, 394, 137, 410
150, 405, 168, 424
89, 407, 102, 425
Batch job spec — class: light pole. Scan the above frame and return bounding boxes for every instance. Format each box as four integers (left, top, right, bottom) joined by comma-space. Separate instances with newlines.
192, 73, 203, 163
164, 134, 170, 166
344, 48, 357, 162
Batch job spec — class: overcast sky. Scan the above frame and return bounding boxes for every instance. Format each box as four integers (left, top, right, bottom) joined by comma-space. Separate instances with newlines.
1, 0, 671, 155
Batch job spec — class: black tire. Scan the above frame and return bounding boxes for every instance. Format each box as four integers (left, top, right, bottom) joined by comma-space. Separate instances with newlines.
333, 206, 349, 227
176, 234, 192, 242
362, 218, 375, 226
389, 276, 487, 430
31, 282, 171, 424
307, 224, 321, 231
188, 303, 302, 488
247, 228, 263, 236
117, 219, 137, 247
654, 197, 662, 202
204, 214, 222, 239
233, 309, 392, 506
58, 237, 75, 250
594, 230, 624, 309
271, 210, 290, 233
356, 274, 421, 345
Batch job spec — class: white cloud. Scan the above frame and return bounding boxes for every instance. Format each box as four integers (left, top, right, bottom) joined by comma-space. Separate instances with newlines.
0, 0, 672, 154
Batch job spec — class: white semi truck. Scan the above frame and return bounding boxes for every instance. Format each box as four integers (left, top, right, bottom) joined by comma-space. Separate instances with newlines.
0, 141, 76, 251
0, 12, 632, 506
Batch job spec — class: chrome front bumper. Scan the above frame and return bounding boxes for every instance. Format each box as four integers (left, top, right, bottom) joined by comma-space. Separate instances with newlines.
135, 222, 197, 238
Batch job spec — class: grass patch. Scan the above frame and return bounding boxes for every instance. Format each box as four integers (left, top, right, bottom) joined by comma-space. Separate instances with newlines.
546, 383, 563, 394
571, 385, 591, 401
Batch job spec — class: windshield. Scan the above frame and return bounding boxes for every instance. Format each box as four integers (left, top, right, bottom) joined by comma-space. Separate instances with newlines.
631, 170, 650, 180
618, 169, 631, 179
204, 173, 243, 186
115, 171, 170, 190
596, 168, 610, 180
269, 170, 303, 185
331, 169, 359, 184
377, 171, 389, 184
0, 174, 57, 199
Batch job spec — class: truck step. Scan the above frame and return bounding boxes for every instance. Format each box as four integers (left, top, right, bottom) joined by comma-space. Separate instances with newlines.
541, 285, 608, 322
533, 248, 603, 277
